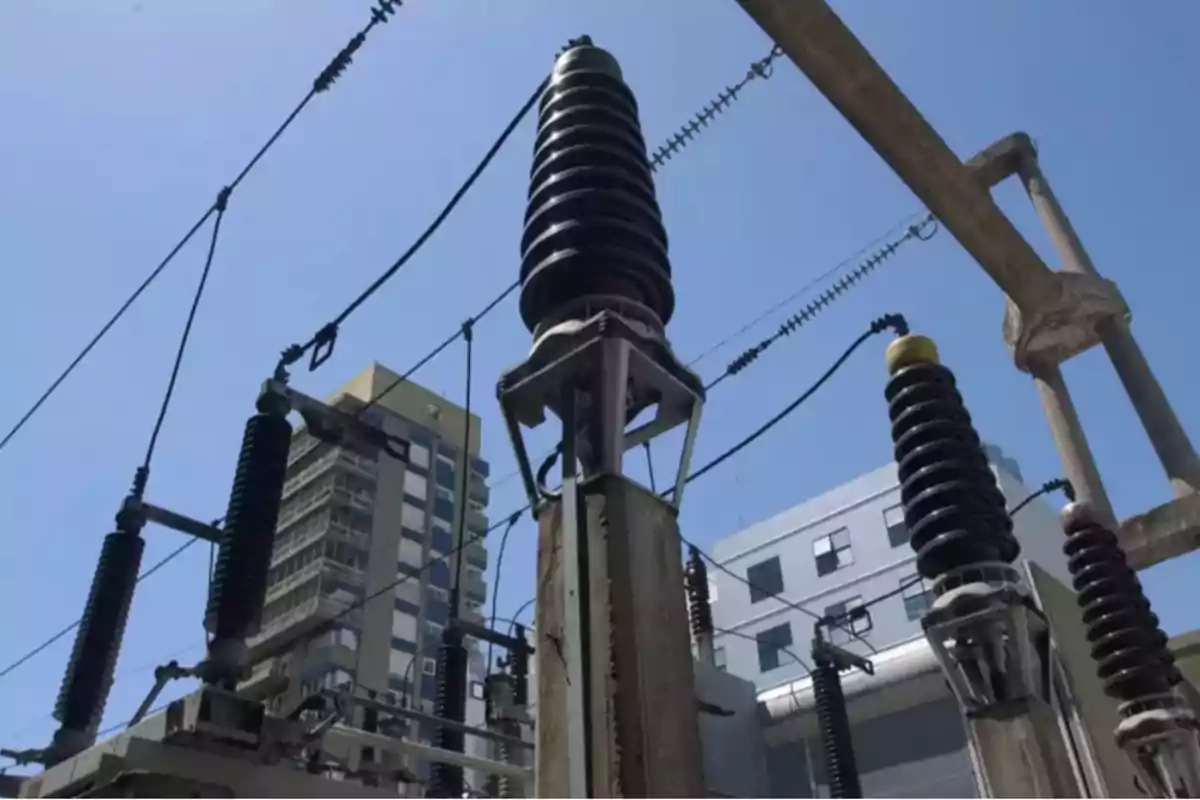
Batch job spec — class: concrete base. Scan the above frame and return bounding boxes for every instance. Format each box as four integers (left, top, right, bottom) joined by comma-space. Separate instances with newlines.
534, 475, 705, 797
1120, 493, 1200, 570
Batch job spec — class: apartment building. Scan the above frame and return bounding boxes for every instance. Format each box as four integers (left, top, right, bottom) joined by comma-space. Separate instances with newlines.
239, 363, 492, 773
710, 444, 1071, 691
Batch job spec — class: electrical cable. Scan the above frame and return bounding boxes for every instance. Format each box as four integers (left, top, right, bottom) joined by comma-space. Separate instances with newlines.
1008, 477, 1075, 517
141, 196, 229, 473
483, 213, 934, 496
670, 315, 907, 494
687, 212, 933, 373
450, 326, 476, 607
703, 215, 937, 391
280, 75, 548, 374
0, 531, 215, 683
485, 513, 524, 674
355, 282, 519, 419
505, 598, 536, 639
0, 0, 402, 457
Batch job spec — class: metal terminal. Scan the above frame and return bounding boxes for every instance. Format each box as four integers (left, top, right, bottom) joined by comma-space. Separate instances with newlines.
1061, 501, 1200, 797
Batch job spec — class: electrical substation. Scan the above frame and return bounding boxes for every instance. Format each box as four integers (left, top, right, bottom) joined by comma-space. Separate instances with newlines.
3, 0, 1200, 797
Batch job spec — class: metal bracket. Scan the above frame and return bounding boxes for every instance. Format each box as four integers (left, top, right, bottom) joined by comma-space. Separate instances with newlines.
142, 503, 223, 544
497, 310, 705, 510
267, 380, 410, 462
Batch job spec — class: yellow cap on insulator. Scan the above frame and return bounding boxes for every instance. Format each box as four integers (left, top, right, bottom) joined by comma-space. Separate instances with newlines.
885, 334, 940, 374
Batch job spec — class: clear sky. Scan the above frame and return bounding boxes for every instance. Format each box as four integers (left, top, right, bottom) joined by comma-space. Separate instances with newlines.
2, 0, 1198, 759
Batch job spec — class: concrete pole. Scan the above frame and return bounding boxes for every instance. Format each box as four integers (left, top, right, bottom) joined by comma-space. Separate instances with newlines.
1020, 162, 1200, 498
1029, 360, 1117, 525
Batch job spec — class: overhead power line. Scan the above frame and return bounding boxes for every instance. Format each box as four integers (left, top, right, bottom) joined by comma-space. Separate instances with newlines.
280, 74, 550, 375
0, 530, 213, 684
0, 0, 403, 458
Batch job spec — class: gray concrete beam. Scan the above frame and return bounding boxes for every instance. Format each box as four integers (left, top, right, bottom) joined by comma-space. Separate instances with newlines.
735, 0, 1059, 311
1120, 494, 1200, 571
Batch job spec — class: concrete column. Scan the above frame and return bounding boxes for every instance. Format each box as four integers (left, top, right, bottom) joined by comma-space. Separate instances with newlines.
534, 477, 706, 797
1029, 360, 1116, 525
1021, 164, 1200, 497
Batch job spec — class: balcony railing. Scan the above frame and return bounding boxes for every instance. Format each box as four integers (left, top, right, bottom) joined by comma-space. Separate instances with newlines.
282, 450, 339, 501
264, 559, 322, 605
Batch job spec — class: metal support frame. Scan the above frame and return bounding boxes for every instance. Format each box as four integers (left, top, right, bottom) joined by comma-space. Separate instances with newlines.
922, 564, 1082, 797
499, 307, 707, 797
498, 310, 705, 512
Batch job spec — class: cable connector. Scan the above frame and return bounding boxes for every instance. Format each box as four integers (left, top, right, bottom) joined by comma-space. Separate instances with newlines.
461, 318, 474, 344
308, 322, 339, 371
214, 185, 232, 213
369, 0, 401, 26
871, 313, 909, 337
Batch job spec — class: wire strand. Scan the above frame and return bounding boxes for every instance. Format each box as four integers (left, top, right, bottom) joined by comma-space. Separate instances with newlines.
0, 534, 207, 683
354, 280, 519, 418
285, 74, 548, 370
450, 326, 475, 607
0, 2, 402, 457
687, 211, 929, 372
142, 199, 229, 472
485, 514, 523, 673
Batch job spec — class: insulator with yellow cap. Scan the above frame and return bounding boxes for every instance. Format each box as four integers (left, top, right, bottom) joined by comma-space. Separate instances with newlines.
884, 333, 1019, 581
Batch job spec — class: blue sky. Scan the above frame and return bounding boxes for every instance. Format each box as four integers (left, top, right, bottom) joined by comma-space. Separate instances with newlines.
2, 0, 1198, 757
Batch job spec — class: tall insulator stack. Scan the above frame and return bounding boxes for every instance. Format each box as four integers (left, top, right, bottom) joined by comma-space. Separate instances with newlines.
811, 643, 862, 799
48, 491, 147, 764
685, 546, 715, 665
884, 334, 1020, 584
1061, 502, 1200, 797
519, 37, 675, 347
203, 388, 292, 687
428, 625, 468, 798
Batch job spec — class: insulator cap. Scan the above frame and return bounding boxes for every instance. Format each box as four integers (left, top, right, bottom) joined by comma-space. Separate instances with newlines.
519, 41, 675, 338
885, 334, 940, 374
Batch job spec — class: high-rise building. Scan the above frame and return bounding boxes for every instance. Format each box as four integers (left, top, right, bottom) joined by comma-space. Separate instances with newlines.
240, 363, 492, 773
710, 444, 1071, 691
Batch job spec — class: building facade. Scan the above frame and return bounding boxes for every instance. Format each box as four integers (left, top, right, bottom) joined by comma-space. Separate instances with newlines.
710, 444, 1072, 692
240, 363, 493, 774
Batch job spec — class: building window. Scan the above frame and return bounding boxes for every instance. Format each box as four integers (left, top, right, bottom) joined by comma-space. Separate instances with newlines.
422, 657, 437, 676
410, 444, 431, 469
404, 471, 428, 501
824, 596, 871, 645
470, 680, 486, 701
884, 504, 908, 548
713, 646, 727, 672
746, 556, 783, 603
401, 502, 425, 531
813, 528, 854, 577
901, 573, 934, 620
755, 623, 793, 673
